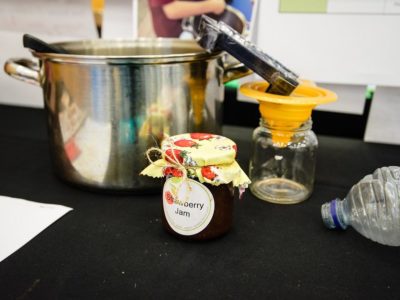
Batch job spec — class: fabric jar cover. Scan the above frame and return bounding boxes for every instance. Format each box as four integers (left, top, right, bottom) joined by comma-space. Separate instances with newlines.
141, 133, 250, 188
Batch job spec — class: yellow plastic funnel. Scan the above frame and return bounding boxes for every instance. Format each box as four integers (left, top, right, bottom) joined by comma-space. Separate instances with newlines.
240, 81, 337, 145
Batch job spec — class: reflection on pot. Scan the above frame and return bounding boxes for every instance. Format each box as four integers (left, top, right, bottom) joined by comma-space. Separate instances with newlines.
4, 39, 248, 192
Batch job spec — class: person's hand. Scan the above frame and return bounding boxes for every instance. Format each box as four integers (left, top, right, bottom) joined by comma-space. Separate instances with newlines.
207, 0, 225, 15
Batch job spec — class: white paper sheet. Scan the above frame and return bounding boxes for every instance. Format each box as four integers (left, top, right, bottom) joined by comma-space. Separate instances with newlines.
255, 1, 400, 87
327, 0, 387, 14
314, 83, 367, 115
364, 86, 400, 145
0, 196, 72, 262
326, 0, 400, 14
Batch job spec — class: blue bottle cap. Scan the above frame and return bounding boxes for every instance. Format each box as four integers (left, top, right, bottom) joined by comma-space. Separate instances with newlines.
321, 199, 347, 230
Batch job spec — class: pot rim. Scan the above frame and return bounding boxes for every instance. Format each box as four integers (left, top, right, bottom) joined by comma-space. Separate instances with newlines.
32, 38, 222, 64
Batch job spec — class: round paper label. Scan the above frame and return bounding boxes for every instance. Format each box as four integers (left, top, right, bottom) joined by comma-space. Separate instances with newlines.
163, 178, 215, 236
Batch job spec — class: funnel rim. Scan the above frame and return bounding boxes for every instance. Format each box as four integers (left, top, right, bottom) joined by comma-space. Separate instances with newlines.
240, 81, 337, 105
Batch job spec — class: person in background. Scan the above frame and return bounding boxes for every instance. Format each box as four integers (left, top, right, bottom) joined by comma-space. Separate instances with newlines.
148, 0, 226, 37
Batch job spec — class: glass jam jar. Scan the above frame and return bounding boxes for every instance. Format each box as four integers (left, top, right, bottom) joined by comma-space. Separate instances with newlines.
249, 118, 318, 204
141, 133, 250, 240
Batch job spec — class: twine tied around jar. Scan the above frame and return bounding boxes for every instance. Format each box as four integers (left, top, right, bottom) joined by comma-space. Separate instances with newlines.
145, 146, 192, 202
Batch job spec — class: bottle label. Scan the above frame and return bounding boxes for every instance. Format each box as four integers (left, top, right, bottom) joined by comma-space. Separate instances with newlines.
163, 178, 215, 236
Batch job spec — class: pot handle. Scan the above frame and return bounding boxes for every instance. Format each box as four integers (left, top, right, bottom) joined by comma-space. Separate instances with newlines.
4, 58, 40, 86
223, 58, 252, 84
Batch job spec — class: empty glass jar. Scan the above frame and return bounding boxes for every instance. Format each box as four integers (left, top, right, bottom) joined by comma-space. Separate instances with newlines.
249, 118, 318, 204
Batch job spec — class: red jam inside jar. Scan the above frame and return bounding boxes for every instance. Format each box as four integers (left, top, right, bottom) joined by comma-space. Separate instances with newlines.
162, 181, 234, 240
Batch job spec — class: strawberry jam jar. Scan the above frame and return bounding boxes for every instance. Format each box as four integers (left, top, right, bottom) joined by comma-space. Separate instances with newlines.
141, 133, 250, 240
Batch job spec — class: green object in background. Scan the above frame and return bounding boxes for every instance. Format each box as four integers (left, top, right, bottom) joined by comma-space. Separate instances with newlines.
365, 85, 376, 101
280, 0, 328, 13
224, 79, 239, 89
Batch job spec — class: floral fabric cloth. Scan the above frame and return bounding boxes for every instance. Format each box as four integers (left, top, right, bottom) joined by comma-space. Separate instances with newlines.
141, 133, 251, 187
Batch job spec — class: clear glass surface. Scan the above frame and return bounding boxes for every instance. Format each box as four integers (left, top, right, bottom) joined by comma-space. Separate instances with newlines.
249, 119, 318, 204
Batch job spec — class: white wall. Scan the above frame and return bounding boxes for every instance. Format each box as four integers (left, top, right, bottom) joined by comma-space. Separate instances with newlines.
0, 0, 97, 108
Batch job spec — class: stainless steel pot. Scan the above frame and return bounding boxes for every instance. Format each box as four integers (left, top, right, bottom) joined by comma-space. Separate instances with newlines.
4, 38, 249, 192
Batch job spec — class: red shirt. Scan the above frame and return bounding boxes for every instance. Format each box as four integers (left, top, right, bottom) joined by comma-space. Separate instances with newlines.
148, 0, 182, 37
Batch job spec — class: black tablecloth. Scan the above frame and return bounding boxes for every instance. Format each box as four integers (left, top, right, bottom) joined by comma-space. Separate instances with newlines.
1, 105, 400, 299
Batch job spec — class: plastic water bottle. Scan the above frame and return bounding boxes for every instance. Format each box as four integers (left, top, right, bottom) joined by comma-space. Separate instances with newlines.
321, 166, 400, 246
